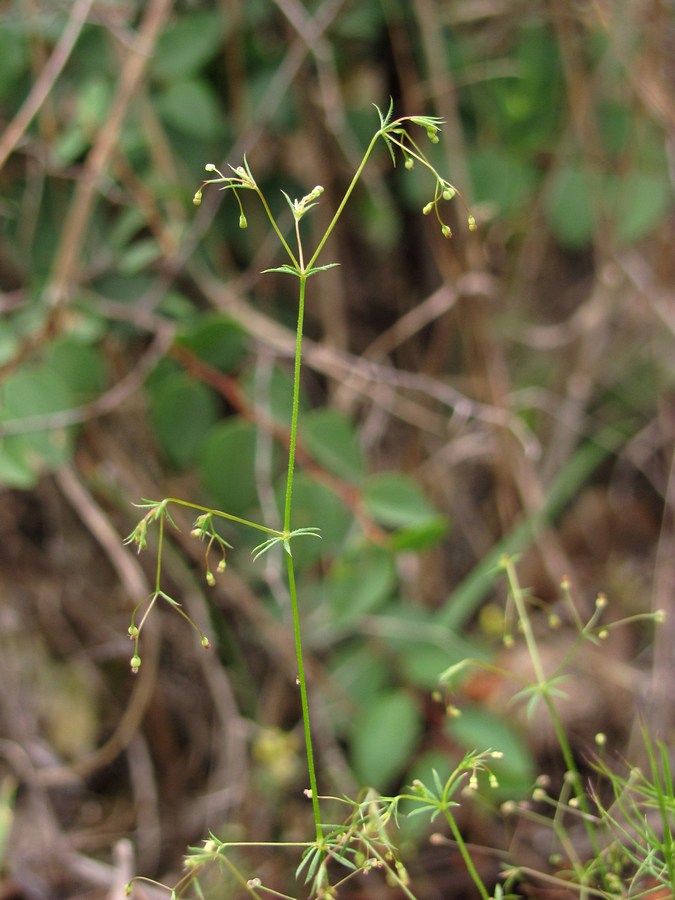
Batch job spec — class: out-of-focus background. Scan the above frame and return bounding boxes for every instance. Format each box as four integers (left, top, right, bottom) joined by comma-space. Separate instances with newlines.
0, 1, 673, 897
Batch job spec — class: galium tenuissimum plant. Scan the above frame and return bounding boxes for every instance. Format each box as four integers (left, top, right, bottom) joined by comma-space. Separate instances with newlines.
440, 555, 666, 898
123, 103, 484, 898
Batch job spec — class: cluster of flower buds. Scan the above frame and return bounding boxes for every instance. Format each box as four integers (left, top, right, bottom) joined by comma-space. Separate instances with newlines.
192, 160, 258, 229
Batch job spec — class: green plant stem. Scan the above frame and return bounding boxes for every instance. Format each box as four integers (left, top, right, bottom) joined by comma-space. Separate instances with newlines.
281, 271, 323, 841
306, 130, 382, 269
286, 553, 322, 841
255, 188, 300, 269
501, 554, 607, 886
155, 512, 165, 590
161, 497, 282, 538
444, 812, 490, 900
283, 275, 306, 532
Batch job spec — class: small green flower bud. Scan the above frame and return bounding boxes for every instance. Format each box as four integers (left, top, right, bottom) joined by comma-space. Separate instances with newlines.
422, 202, 433, 215
239, 214, 248, 229
426, 127, 439, 142
217, 559, 226, 572
206, 571, 216, 587
128, 625, 138, 638
595, 732, 607, 747
125, 883, 133, 897
193, 190, 202, 206
130, 655, 141, 673
441, 224, 452, 238
404, 157, 414, 170
201, 636, 211, 649
442, 187, 455, 200
654, 609, 666, 623
205, 163, 216, 172
468, 214, 477, 231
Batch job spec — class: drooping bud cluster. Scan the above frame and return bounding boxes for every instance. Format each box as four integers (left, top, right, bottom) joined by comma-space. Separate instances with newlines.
191, 159, 258, 225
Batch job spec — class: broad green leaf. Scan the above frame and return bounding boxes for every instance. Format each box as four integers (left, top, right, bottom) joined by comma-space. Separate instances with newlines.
176, 314, 248, 371
46, 339, 106, 402
325, 642, 391, 734
118, 239, 162, 275
301, 409, 364, 483
327, 544, 395, 625
151, 373, 219, 469
389, 516, 448, 552
376, 606, 487, 688
3, 368, 72, 421
363, 471, 438, 529
199, 419, 258, 515
469, 148, 537, 216
0, 439, 36, 489
398, 640, 465, 690
1, 368, 75, 477
598, 100, 632, 157
351, 689, 423, 790
445, 705, 535, 800
151, 12, 226, 83
545, 166, 599, 248
609, 171, 671, 246
156, 80, 226, 141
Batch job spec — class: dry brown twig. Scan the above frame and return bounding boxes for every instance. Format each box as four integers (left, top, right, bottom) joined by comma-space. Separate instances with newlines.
0, 0, 95, 171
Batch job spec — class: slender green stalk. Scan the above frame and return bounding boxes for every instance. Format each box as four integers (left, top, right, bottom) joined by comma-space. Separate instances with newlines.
286, 553, 322, 840
283, 275, 307, 533
163, 497, 282, 537
279, 271, 323, 840
255, 187, 300, 269
500, 555, 607, 887
443, 813, 490, 900
306, 131, 381, 269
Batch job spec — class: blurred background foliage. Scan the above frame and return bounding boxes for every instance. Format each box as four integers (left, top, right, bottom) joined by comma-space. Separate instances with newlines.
0, 0, 673, 896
